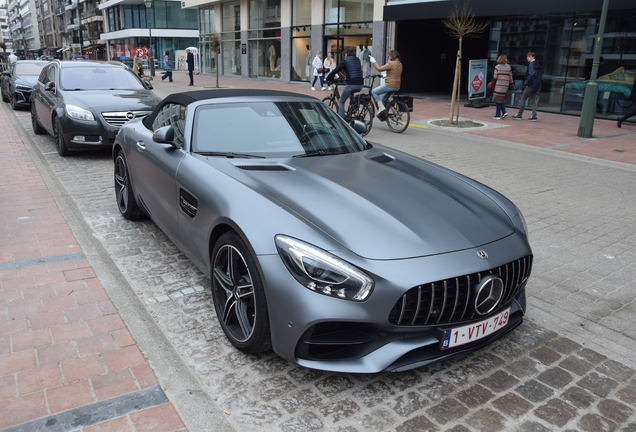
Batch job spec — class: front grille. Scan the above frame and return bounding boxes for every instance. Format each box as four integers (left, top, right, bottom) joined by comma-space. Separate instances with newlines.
101, 111, 152, 128
389, 255, 533, 326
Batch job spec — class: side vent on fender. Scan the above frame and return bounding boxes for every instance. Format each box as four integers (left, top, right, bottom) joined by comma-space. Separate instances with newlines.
180, 189, 198, 218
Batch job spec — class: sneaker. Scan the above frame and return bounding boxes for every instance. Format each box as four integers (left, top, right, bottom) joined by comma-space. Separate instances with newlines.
512, 115, 522, 120
328, 86, 332, 90
493, 116, 501, 120
501, 112, 508, 119
528, 117, 538, 121
322, 87, 326, 91
311, 87, 315, 91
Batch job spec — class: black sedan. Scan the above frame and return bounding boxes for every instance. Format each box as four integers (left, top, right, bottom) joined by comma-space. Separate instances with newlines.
31, 60, 161, 156
1, 60, 48, 110
113, 89, 533, 373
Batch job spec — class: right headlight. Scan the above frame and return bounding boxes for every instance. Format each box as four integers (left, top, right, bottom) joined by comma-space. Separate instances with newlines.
66, 104, 95, 121
275, 235, 374, 301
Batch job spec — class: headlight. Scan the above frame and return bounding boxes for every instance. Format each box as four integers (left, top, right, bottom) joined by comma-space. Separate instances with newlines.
16, 84, 31, 91
275, 235, 374, 301
66, 104, 95, 121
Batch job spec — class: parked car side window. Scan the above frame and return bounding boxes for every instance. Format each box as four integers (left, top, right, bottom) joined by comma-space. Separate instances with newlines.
40, 65, 56, 86
152, 103, 186, 149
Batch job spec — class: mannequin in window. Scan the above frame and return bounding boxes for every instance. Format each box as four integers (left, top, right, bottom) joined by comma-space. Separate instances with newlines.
268, 44, 276, 72
305, 45, 311, 79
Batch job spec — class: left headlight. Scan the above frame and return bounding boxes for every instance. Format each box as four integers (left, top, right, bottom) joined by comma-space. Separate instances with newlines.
275, 235, 374, 301
66, 104, 95, 121
16, 84, 31, 91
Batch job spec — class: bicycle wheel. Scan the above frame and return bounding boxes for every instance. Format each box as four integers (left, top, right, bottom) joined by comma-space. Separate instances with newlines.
386, 101, 410, 133
347, 95, 373, 136
322, 96, 338, 114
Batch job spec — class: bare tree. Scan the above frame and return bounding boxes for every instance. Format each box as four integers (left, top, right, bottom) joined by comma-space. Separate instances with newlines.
442, 2, 489, 124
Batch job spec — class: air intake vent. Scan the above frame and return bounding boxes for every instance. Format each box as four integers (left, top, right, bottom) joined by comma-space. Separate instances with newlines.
236, 165, 292, 171
179, 189, 198, 218
370, 154, 395, 164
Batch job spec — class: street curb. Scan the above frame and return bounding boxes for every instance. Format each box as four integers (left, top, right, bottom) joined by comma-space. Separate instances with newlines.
3, 102, 236, 432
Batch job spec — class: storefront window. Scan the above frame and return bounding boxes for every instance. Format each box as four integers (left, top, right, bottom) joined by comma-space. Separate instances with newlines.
222, 39, 242, 76
291, 0, 311, 82
248, 0, 281, 79
293, 0, 311, 26
221, 2, 241, 77
324, 0, 373, 24
199, 7, 216, 75
490, 11, 635, 117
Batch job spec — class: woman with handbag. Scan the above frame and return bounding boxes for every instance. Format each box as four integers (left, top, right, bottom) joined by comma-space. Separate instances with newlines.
323, 52, 336, 90
311, 51, 325, 91
491, 55, 513, 119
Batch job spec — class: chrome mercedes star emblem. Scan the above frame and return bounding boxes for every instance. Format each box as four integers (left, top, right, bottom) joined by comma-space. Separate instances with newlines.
474, 275, 504, 315
476, 250, 488, 259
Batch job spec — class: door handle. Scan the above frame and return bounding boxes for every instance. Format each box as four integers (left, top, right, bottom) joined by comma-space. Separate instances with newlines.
136, 141, 146, 152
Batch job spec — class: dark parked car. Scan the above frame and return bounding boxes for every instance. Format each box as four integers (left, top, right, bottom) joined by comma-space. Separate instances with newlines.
113, 89, 533, 373
1, 60, 49, 110
30, 60, 161, 156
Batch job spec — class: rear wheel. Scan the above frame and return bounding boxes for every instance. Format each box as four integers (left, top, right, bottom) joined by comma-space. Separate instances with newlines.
211, 231, 271, 354
347, 95, 373, 136
10, 94, 18, 110
1, 88, 8, 103
114, 151, 145, 220
31, 104, 45, 135
54, 117, 70, 156
386, 101, 410, 133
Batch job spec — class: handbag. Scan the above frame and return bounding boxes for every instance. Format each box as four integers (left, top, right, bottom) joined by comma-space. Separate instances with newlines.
317, 67, 324, 73
487, 80, 496, 90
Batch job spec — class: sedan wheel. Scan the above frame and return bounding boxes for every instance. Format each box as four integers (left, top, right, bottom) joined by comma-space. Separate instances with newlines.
114, 151, 145, 220
211, 231, 271, 354
54, 117, 70, 156
31, 104, 45, 135
10, 94, 18, 111
1, 88, 8, 103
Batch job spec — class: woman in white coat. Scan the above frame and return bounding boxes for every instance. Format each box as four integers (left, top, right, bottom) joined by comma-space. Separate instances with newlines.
323, 52, 336, 90
311, 51, 325, 91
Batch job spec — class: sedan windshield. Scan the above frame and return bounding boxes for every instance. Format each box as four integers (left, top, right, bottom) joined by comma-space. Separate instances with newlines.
60, 67, 146, 91
192, 101, 367, 157
15, 63, 47, 75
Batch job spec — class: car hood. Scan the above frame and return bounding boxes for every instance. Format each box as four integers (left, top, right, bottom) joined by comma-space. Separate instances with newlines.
217, 149, 516, 260
16, 76, 39, 86
62, 89, 160, 112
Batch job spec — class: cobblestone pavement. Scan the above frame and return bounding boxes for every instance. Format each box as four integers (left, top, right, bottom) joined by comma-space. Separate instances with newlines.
6, 83, 636, 432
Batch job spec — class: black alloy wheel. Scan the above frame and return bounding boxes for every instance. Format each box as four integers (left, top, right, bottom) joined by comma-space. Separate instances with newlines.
211, 231, 271, 354
114, 151, 145, 220
54, 117, 70, 156
31, 104, 45, 134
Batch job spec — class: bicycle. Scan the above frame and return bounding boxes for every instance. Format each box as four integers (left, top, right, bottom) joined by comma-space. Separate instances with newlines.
363, 74, 411, 133
322, 78, 374, 136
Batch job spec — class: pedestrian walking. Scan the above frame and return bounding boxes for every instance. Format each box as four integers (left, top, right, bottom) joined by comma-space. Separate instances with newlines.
133, 51, 143, 78
617, 86, 636, 128
369, 50, 403, 118
161, 50, 173, 82
8, 51, 17, 64
323, 52, 336, 90
325, 47, 363, 119
186, 48, 195, 86
491, 55, 513, 119
311, 51, 325, 91
512, 52, 542, 121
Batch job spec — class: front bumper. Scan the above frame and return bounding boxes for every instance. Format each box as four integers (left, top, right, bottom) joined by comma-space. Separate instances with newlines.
259, 230, 532, 373
14, 88, 33, 106
59, 116, 120, 151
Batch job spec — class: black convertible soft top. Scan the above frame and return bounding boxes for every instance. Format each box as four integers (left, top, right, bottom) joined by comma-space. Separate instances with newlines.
143, 88, 317, 128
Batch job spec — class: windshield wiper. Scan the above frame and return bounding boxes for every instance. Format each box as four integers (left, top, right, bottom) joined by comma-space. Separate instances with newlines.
293, 149, 347, 158
196, 151, 265, 159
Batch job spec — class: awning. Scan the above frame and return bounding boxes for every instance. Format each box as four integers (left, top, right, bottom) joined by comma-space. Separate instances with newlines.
83, 44, 105, 51
83, 46, 93, 51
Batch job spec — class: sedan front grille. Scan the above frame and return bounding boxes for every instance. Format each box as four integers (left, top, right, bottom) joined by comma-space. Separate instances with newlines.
389, 255, 533, 326
101, 111, 152, 128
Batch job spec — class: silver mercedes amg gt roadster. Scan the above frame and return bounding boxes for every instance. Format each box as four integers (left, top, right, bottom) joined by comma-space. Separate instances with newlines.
113, 89, 532, 373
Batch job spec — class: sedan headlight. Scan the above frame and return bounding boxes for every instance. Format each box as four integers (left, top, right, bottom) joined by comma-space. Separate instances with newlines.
66, 104, 95, 121
275, 235, 374, 301
16, 84, 31, 91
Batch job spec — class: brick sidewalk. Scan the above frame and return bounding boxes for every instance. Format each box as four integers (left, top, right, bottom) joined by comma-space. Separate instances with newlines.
0, 105, 188, 431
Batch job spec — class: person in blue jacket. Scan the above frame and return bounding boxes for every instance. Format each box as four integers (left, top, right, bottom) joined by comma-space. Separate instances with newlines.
325, 47, 363, 119
512, 52, 542, 121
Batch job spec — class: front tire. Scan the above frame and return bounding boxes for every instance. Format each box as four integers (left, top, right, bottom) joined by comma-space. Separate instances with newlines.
31, 104, 45, 135
211, 231, 271, 354
54, 117, 71, 156
114, 151, 145, 220
322, 96, 338, 114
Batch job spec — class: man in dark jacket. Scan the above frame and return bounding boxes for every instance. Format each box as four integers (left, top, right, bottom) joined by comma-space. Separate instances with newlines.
325, 47, 363, 119
186, 49, 195, 86
512, 52, 542, 121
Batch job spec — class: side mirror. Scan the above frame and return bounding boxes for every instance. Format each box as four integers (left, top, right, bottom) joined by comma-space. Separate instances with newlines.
2, 71, 10, 77
152, 125, 177, 147
44, 81, 55, 92
143, 81, 153, 90
351, 120, 367, 135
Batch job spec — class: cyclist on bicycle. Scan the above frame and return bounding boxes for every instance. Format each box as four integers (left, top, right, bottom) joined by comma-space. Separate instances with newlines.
325, 47, 363, 119
369, 50, 403, 118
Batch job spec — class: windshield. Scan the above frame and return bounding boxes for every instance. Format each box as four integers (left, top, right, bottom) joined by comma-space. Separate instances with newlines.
191, 101, 367, 157
60, 67, 145, 90
15, 63, 47, 76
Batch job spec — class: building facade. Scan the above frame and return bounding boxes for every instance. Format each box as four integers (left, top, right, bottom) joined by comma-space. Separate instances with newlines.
9, 0, 41, 57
